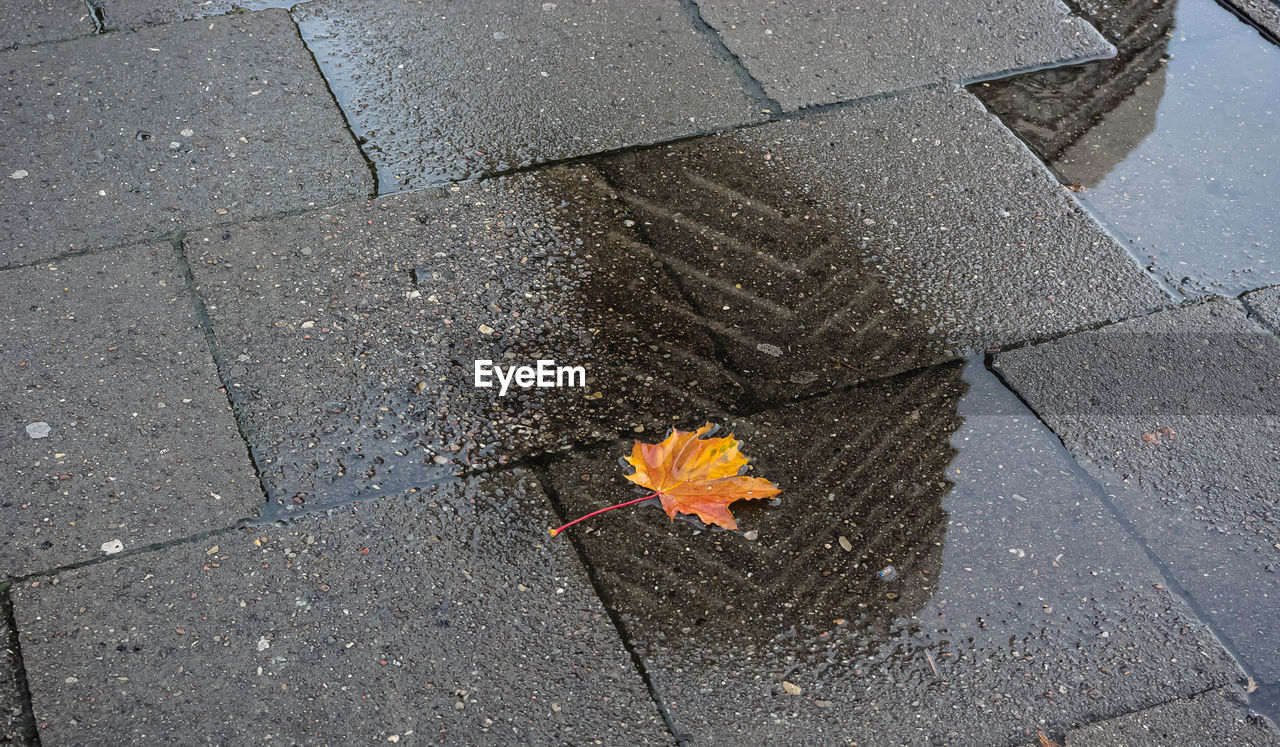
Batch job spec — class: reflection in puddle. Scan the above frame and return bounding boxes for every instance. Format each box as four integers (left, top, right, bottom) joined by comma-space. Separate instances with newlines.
974, 0, 1280, 294
547, 360, 1239, 741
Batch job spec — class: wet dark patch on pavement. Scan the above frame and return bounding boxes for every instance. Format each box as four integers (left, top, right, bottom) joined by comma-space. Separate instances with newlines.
974, 0, 1280, 295
95, 0, 295, 29
541, 360, 1240, 743
293, 0, 766, 191
10, 472, 671, 745
996, 298, 1280, 688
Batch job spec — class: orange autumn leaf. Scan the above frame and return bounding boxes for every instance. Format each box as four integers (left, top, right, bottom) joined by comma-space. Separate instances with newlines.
623, 423, 781, 531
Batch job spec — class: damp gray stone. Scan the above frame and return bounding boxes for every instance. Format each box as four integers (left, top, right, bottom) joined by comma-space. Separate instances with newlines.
10, 473, 669, 745
0, 0, 95, 48
696, 0, 1113, 110
0, 247, 261, 578
24, 423, 50, 440
293, 0, 766, 189
542, 361, 1239, 742
1064, 686, 1279, 745
997, 299, 1280, 684
0, 10, 371, 266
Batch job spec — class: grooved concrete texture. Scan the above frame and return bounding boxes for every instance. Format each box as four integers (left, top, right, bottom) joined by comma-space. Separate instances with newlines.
695, 0, 1113, 110
293, 0, 768, 190
996, 299, 1280, 684
1065, 686, 1279, 745
0, 613, 27, 744
0, 9, 371, 267
0, 248, 261, 578
542, 363, 1238, 743
0, 0, 95, 48
11, 473, 670, 745
186, 86, 1166, 513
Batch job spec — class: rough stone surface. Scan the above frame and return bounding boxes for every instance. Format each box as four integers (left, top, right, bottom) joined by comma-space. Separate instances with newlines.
1223, 0, 1280, 39
0, 10, 371, 267
294, 0, 767, 190
187, 86, 1165, 513
696, 0, 1113, 110
97, 0, 294, 29
0, 247, 261, 578
543, 362, 1239, 743
1065, 687, 1280, 745
0, 610, 29, 744
1247, 286, 1280, 331
11, 473, 669, 745
0, 0, 95, 48
997, 299, 1280, 684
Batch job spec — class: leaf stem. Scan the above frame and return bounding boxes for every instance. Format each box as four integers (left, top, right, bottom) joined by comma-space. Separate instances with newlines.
549, 492, 659, 537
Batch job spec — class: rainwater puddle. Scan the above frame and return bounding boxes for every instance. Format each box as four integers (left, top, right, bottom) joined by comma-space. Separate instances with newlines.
974, 0, 1280, 295
544, 359, 1243, 741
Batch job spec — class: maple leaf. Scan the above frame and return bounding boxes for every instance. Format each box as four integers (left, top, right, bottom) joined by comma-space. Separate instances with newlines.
550, 423, 781, 536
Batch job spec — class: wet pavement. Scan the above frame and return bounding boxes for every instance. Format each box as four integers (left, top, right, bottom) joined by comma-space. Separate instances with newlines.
975, 0, 1280, 295
996, 299, 1280, 685
0, 0, 96, 48
295, 0, 768, 190
0, 9, 370, 267
1, 0, 1278, 743
11, 472, 669, 744
0, 247, 262, 578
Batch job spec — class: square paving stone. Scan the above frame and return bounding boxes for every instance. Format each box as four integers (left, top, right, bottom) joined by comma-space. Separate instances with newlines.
11, 472, 670, 745
541, 361, 1239, 743
293, 0, 767, 190
695, 0, 1113, 111
0, 0, 96, 48
996, 299, 1280, 684
188, 85, 1166, 514
0, 247, 261, 578
1064, 686, 1279, 745
0, 9, 372, 267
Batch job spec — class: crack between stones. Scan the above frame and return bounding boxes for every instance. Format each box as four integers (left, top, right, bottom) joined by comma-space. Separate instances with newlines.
167, 232, 277, 521
680, 0, 781, 115
1, 582, 40, 746
530, 460, 689, 746
982, 354, 1280, 729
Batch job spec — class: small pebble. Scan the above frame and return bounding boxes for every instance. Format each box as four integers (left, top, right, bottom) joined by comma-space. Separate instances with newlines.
101, 539, 124, 554
180, 128, 194, 137
877, 565, 898, 581
838, 536, 852, 552
781, 681, 802, 696
10, 169, 28, 179
478, 324, 495, 335
26, 422, 51, 439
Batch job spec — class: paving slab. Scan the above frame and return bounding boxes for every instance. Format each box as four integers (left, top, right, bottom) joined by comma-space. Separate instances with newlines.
975, 0, 1280, 295
0, 247, 261, 578
11, 472, 670, 745
293, 0, 767, 191
0, 0, 96, 48
97, 1, 294, 30
1246, 285, 1280, 331
0, 9, 371, 267
1, 605, 29, 744
1223, 0, 1280, 40
187, 85, 1165, 513
996, 299, 1280, 684
542, 361, 1240, 744
694, 0, 1113, 111
1065, 686, 1279, 745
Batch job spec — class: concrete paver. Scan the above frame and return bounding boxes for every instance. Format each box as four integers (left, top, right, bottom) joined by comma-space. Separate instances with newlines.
0, 0, 95, 49
996, 299, 1280, 684
293, 0, 768, 190
1223, 0, 1280, 40
0, 9, 371, 267
1, 609, 28, 744
0, 247, 261, 578
1246, 285, 1280, 331
11, 472, 670, 745
1065, 686, 1279, 745
695, 0, 1113, 111
187, 85, 1165, 512
543, 362, 1239, 743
